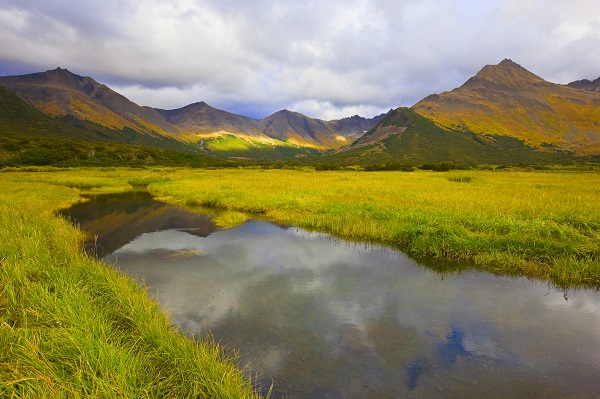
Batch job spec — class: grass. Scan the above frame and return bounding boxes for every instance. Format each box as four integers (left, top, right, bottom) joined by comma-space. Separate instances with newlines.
1, 166, 598, 395
2, 168, 599, 289
201, 134, 319, 160
0, 175, 266, 397
145, 168, 600, 288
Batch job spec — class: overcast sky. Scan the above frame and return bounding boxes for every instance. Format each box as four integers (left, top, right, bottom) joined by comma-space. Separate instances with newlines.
1, 0, 599, 120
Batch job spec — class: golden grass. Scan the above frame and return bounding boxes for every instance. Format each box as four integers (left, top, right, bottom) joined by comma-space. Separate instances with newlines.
2, 167, 599, 287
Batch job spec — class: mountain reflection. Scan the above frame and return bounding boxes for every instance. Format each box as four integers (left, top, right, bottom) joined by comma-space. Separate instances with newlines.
60, 191, 217, 258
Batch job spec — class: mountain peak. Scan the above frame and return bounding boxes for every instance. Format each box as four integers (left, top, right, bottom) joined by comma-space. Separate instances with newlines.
45, 67, 80, 79
465, 59, 545, 88
498, 58, 518, 67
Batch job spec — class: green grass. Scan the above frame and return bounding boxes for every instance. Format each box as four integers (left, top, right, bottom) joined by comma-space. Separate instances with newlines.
0, 177, 266, 398
201, 134, 319, 160
145, 168, 600, 288
2, 166, 599, 395
2, 167, 599, 288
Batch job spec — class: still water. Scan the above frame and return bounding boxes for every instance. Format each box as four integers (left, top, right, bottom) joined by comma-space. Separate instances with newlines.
63, 192, 600, 398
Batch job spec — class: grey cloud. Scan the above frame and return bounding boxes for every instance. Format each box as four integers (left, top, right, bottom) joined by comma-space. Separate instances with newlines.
1, 0, 599, 119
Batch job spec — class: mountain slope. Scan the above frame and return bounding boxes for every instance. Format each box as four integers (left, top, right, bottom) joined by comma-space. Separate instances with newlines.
0, 84, 103, 141
0, 85, 228, 167
321, 107, 572, 165
413, 59, 600, 155
156, 101, 264, 139
0, 68, 386, 155
0, 68, 182, 138
254, 109, 383, 148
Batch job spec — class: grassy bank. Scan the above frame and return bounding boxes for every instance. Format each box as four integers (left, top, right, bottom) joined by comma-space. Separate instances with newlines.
0, 176, 265, 397
2, 167, 599, 288
146, 169, 599, 287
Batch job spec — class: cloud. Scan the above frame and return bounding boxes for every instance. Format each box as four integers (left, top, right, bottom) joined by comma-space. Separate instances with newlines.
1, 0, 599, 119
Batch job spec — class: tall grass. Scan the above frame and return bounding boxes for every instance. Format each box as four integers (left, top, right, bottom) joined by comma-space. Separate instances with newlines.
146, 169, 600, 287
2, 167, 599, 288
0, 177, 264, 398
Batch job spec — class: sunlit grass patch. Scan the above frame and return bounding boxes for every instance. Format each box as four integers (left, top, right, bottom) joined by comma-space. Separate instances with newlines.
212, 211, 250, 229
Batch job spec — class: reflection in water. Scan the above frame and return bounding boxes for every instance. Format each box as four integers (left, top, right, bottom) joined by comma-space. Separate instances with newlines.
60, 191, 217, 257
62, 193, 600, 399
439, 328, 471, 365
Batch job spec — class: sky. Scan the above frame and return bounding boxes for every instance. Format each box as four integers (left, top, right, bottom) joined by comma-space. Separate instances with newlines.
1, 0, 599, 120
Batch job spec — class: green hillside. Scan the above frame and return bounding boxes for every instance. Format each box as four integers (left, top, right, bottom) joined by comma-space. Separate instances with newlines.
413, 60, 600, 155
319, 108, 574, 165
0, 85, 230, 167
201, 134, 319, 160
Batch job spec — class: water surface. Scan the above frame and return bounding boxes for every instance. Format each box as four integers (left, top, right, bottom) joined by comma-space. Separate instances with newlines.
63, 192, 600, 398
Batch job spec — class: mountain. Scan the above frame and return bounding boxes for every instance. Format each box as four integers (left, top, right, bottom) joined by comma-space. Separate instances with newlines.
0, 78, 197, 154
253, 110, 385, 148
0, 84, 101, 141
156, 101, 264, 139
328, 113, 387, 139
567, 77, 600, 93
319, 107, 571, 165
0, 68, 384, 157
254, 109, 338, 148
2, 62, 595, 165
0, 85, 230, 167
413, 59, 600, 155
0, 68, 182, 140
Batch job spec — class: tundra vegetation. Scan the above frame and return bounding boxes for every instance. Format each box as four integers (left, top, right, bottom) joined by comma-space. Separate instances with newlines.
1, 166, 599, 396
0, 172, 266, 398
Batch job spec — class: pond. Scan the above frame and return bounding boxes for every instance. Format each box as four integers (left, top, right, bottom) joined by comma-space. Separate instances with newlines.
62, 192, 600, 398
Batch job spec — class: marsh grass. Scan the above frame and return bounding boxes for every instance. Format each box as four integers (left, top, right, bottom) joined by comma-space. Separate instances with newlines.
2, 167, 599, 288
144, 169, 600, 288
1, 167, 598, 396
0, 176, 264, 398
7, 168, 600, 287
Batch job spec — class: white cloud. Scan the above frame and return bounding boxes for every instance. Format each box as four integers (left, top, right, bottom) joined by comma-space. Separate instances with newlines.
290, 99, 388, 120
1, 0, 599, 117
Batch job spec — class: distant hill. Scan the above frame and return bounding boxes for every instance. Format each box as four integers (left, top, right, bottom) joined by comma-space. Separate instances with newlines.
155, 101, 264, 139
328, 113, 387, 139
567, 77, 600, 93
413, 59, 600, 155
319, 107, 572, 165
253, 109, 385, 148
255, 109, 340, 148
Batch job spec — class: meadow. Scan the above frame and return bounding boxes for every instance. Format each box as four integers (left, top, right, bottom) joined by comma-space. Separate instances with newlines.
146, 168, 600, 287
1, 166, 599, 395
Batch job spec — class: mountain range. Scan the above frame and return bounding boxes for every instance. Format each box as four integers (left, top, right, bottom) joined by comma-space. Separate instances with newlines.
1, 60, 599, 165
0, 68, 384, 158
